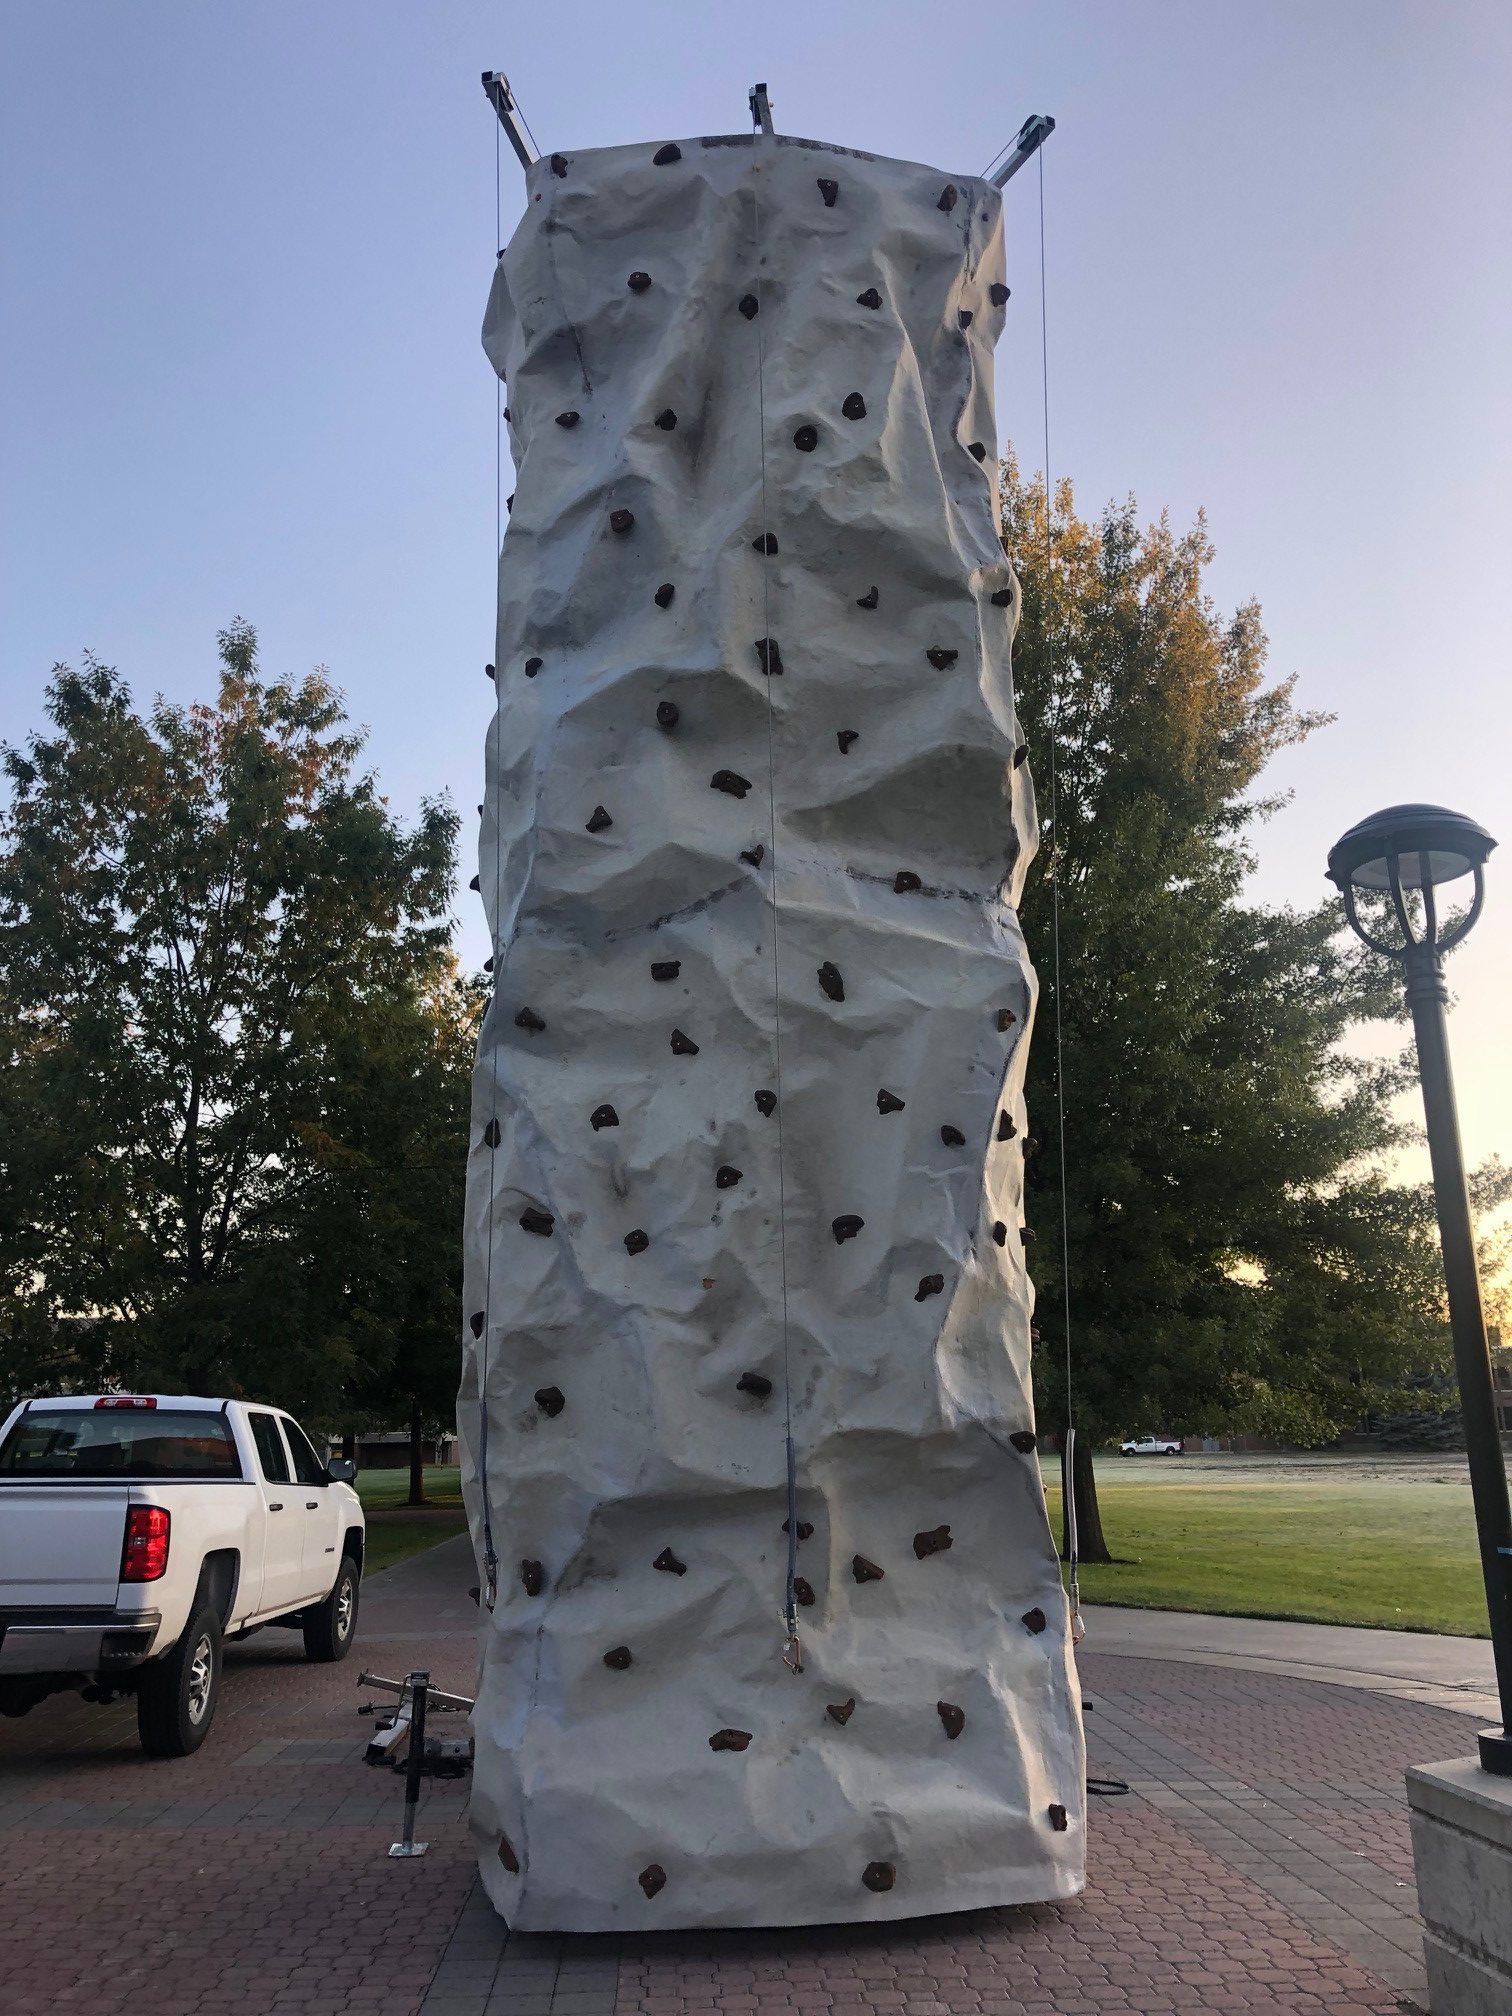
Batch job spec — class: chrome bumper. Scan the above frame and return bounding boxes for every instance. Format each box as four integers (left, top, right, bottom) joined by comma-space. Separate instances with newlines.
0, 1608, 163, 1675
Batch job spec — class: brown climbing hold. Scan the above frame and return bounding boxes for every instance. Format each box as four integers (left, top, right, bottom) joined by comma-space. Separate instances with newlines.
651, 959, 681, 982
1009, 1430, 1037, 1453
654, 408, 677, 430
469, 874, 480, 890
832, 1214, 864, 1244
915, 1273, 944, 1301
893, 870, 922, 893
1049, 1804, 1068, 1832
627, 271, 651, 292
817, 961, 845, 1001
555, 410, 580, 428
959, 309, 974, 330
1030, 1324, 1041, 1345
652, 1546, 685, 1575
639, 1863, 667, 1897
827, 1697, 856, 1726
997, 1007, 1018, 1031
519, 1207, 555, 1237
586, 805, 613, 833
609, 508, 635, 535
736, 1370, 771, 1398
793, 424, 818, 452
862, 1861, 895, 1892
754, 1089, 777, 1116
515, 1005, 546, 1033
525, 656, 543, 677
709, 1728, 752, 1752
754, 637, 783, 676
483, 1118, 502, 1148
876, 1088, 905, 1114
968, 442, 987, 461
711, 770, 752, 798
913, 1525, 953, 1559
535, 1386, 566, 1418
506, 494, 513, 513
937, 1701, 965, 1739
624, 1228, 650, 1255
520, 1559, 544, 1597
938, 184, 958, 212
856, 287, 882, 309
926, 646, 959, 669
670, 1028, 699, 1055
740, 844, 765, 867
499, 1833, 521, 1872
752, 532, 778, 554
655, 582, 675, 608
484, 957, 495, 973
604, 1646, 633, 1670
550, 154, 568, 178
1021, 1227, 1035, 1245
991, 586, 1014, 606
817, 176, 839, 207
940, 1125, 965, 1148
1022, 1607, 1047, 1634
842, 392, 866, 421
856, 586, 879, 609
738, 293, 759, 319
793, 1577, 816, 1607
993, 1221, 1008, 1246
997, 1111, 1018, 1141
837, 729, 859, 752
652, 143, 681, 165
590, 1103, 619, 1130
1013, 743, 1029, 768
991, 282, 1011, 306
656, 700, 679, 730
782, 1518, 814, 1540
485, 663, 496, 680
716, 1165, 743, 1189
852, 1555, 884, 1584
469, 1312, 485, 1338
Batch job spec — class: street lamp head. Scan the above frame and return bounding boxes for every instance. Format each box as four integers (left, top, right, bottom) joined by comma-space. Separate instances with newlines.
1328, 803, 1496, 957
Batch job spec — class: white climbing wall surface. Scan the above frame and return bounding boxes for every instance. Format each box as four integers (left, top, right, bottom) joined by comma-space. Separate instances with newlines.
461, 126, 1085, 1932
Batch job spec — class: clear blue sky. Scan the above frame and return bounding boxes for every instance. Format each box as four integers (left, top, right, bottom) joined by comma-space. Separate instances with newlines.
3, 1, 1509, 1179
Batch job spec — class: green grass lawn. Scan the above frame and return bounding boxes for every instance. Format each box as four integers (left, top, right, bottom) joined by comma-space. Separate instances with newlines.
1045, 1458, 1489, 1636
355, 1463, 468, 1574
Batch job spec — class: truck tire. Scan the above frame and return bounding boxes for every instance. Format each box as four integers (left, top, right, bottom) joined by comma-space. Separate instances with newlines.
137, 1606, 222, 1757
303, 1554, 360, 1663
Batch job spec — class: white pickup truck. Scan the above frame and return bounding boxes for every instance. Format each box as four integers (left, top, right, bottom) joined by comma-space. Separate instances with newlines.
0, 1394, 365, 1756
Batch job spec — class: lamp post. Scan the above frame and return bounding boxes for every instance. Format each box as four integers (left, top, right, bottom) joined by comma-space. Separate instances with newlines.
1328, 803, 1508, 1774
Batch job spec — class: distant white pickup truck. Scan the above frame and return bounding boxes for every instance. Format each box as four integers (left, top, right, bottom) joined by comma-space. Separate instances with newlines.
0, 1394, 365, 1756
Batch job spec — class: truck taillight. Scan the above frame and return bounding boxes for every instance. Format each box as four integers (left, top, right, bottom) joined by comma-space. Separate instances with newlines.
121, 1505, 170, 1582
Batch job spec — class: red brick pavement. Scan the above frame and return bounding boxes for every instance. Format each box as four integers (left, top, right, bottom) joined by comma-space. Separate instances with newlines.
0, 1538, 1470, 2016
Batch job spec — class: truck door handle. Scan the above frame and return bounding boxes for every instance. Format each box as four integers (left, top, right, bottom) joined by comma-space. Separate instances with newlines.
269, 1501, 284, 1511
305, 1500, 319, 1510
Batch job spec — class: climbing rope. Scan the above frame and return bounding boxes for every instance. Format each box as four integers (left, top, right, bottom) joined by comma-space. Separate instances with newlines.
750, 133, 803, 1676
1033, 144, 1084, 1647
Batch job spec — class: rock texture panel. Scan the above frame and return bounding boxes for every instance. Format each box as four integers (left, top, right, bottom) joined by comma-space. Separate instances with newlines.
460, 129, 1085, 1931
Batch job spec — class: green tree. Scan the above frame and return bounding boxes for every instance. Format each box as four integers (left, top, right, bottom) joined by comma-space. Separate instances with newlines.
0, 623, 462, 1421
1001, 459, 1465, 1559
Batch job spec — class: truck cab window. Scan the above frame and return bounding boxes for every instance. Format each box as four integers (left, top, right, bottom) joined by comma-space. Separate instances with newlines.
282, 1417, 327, 1487
248, 1411, 291, 1485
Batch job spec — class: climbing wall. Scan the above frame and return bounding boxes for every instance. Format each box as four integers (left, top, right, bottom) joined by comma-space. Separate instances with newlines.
460, 127, 1085, 1932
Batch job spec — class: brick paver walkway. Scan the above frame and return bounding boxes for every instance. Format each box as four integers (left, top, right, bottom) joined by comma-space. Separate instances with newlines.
0, 1535, 1462, 2015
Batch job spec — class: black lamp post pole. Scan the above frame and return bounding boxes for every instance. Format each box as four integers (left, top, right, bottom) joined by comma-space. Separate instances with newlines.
1402, 941, 1512, 1773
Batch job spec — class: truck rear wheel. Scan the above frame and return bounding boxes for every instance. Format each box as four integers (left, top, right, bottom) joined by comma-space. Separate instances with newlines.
303, 1555, 359, 1663
137, 1606, 222, 1757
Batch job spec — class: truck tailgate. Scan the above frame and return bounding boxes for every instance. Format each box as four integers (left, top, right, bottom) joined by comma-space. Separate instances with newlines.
0, 1486, 128, 1606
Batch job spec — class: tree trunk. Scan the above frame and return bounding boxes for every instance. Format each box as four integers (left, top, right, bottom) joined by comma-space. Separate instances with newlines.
1059, 1430, 1112, 1565
407, 1395, 426, 1507
341, 1430, 356, 1469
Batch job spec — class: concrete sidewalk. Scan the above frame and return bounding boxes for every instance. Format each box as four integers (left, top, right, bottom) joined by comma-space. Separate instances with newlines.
1084, 1601, 1499, 1719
